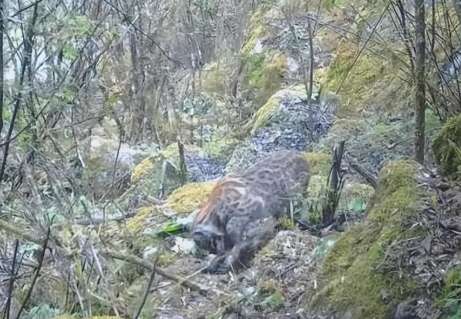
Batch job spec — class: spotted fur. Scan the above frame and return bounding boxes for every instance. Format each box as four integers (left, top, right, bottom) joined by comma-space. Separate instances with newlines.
191, 150, 310, 272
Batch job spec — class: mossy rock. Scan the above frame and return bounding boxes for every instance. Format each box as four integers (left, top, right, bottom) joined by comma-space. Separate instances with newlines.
202, 136, 239, 162
310, 160, 431, 318
130, 143, 209, 197
433, 114, 461, 178
131, 156, 155, 184
241, 7, 270, 57
166, 181, 216, 214
130, 147, 180, 197
249, 84, 307, 133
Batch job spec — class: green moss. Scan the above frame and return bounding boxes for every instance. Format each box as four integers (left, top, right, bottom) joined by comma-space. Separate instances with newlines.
130, 143, 204, 197
433, 114, 461, 178
166, 181, 216, 214
279, 216, 296, 230
131, 157, 155, 183
250, 93, 281, 132
311, 160, 427, 318
323, 41, 409, 115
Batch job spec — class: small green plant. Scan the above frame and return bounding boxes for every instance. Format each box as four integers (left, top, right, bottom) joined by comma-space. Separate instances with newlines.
437, 266, 461, 317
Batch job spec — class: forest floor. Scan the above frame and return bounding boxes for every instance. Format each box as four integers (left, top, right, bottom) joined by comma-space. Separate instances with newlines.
132, 174, 461, 319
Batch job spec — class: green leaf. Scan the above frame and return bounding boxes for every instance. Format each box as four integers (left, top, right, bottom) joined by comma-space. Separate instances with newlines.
155, 222, 185, 238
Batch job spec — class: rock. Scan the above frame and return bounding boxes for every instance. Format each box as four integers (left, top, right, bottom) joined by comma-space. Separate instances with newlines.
226, 85, 334, 173
171, 237, 197, 255
81, 121, 156, 198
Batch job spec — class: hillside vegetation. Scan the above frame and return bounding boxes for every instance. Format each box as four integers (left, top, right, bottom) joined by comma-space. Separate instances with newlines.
0, 0, 460, 318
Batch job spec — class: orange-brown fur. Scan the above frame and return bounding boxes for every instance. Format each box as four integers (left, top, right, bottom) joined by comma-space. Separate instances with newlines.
192, 150, 310, 273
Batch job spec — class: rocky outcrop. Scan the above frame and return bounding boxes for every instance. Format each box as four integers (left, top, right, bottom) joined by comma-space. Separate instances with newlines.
226, 85, 335, 173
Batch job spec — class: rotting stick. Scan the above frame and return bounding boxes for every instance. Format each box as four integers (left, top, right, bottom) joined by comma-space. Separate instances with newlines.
101, 249, 208, 295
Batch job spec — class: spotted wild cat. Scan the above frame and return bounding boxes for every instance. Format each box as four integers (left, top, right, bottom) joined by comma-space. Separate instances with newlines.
191, 150, 310, 273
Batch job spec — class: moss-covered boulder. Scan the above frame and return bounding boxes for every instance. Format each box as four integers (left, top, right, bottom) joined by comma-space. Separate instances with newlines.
310, 160, 432, 318
202, 136, 239, 162
249, 85, 307, 133
321, 18, 411, 115
433, 114, 461, 178
166, 181, 216, 214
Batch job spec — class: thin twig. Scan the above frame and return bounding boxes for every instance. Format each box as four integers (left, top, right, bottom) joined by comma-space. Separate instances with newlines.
102, 249, 208, 295
4, 240, 20, 319
134, 257, 158, 319
15, 227, 50, 319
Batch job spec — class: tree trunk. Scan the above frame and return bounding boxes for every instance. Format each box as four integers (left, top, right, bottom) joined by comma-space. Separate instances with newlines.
415, 0, 426, 164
